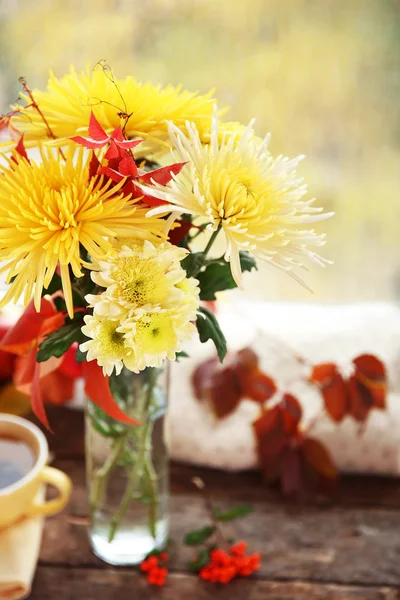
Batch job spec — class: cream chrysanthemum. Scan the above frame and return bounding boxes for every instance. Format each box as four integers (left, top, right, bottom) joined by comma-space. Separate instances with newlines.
0, 147, 164, 317
81, 238, 199, 374
87, 239, 191, 317
8, 66, 243, 154
80, 315, 135, 376
139, 109, 333, 289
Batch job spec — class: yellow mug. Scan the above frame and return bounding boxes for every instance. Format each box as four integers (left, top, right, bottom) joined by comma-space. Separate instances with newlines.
0, 414, 72, 528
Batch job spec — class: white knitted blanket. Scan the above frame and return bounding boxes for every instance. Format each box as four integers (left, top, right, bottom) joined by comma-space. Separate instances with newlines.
168, 300, 400, 476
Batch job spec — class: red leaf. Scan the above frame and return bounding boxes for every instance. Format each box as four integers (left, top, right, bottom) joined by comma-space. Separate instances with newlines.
15, 135, 30, 163
83, 360, 139, 425
70, 135, 107, 149
119, 153, 138, 177
88, 152, 101, 180
322, 371, 348, 423
139, 162, 187, 186
191, 357, 219, 401
39, 370, 75, 406
302, 437, 337, 480
280, 393, 302, 435
58, 344, 83, 379
0, 299, 58, 356
88, 111, 108, 141
168, 220, 192, 245
348, 374, 373, 422
353, 354, 387, 410
208, 366, 242, 418
310, 362, 348, 423
240, 370, 277, 403
253, 405, 282, 441
309, 362, 337, 385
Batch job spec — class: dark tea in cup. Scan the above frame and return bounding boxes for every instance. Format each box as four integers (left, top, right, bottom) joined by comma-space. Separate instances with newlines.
0, 436, 36, 490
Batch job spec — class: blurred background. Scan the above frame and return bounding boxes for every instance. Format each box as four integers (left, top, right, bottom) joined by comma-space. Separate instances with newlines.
0, 0, 399, 302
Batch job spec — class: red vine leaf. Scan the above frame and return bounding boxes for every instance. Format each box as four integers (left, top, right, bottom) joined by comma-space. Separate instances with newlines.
280, 393, 302, 435
301, 437, 337, 480
310, 362, 348, 423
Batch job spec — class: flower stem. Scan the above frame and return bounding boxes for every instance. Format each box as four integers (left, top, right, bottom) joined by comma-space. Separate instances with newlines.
90, 432, 128, 512
107, 369, 159, 543
203, 225, 222, 260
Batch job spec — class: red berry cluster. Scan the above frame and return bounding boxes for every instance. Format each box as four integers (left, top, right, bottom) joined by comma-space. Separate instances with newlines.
140, 553, 169, 586
199, 541, 261, 583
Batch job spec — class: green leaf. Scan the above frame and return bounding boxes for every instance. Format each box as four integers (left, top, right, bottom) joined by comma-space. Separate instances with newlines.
197, 252, 258, 301
37, 322, 86, 362
175, 350, 189, 361
182, 251, 205, 278
184, 525, 215, 546
188, 548, 212, 572
196, 307, 227, 362
213, 505, 253, 521
75, 347, 87, 364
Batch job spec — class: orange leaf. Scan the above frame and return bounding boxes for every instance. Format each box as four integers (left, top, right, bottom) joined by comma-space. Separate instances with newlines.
348, 374, 374, 422
239, 370, 277, 403
302, 437, 337, 480
83, 360, 139, 425
309, 362, 337, 385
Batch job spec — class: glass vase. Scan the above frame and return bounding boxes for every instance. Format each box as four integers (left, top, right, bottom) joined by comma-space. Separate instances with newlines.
85, 365, 169, 566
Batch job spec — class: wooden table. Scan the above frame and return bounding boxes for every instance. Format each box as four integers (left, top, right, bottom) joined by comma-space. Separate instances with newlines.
30, 406, 400, 599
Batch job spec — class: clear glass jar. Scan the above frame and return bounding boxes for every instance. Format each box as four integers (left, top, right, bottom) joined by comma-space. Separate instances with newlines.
85, 365, 169, 565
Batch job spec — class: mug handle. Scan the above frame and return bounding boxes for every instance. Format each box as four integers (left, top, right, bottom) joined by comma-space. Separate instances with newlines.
26, 466, 72, 518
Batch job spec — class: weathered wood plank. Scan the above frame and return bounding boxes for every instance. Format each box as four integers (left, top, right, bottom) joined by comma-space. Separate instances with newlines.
39, 458, 400, 586
30, 567, 399, 600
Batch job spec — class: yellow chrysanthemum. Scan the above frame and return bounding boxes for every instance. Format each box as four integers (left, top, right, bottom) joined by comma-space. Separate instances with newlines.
0, 147, 163, 317
80, 315, 135, 376
140, 109, 333, 289
121, 308, 196, 371
9, 66, 243, 154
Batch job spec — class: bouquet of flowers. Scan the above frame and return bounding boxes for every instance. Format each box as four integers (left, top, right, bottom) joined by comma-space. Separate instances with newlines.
0, 62, 331, 563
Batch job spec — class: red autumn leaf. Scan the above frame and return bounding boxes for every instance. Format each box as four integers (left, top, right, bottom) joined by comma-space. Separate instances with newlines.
0, 324, 16, 380
280, 393, 302, 435
139, 162, 187, 186
71, 112, 143, 150
309, 362, 337, 385
88, 110, 109, 141
39, 370, 75, 406
353, 354, 386, 410
301, 437, 337, 480
208, 365, 242, 419
58, 344, 83, 379
238, 370, 276, 403
88, 151, 101, 180
12, 135, 30, 164
191, 357, 219, 402
83, 360, 139, 425
348, 374, 374, 422
322, 371, 348, 423
119, 152, 138, 177
0, 299, 63, 356
168, 220, 193, 245
310, 362, 348, 423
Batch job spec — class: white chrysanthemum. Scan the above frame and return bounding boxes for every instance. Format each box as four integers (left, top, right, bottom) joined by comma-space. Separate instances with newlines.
80, 314, 135, 376
138, 108, 333, 289
87, 239, 190, 317
81, 238, 200, 375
